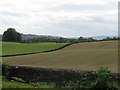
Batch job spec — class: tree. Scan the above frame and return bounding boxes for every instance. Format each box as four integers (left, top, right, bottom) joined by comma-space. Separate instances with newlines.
87, 37, 95, 42
58, 37, 66, 43
2, 28, 21, 42
78, 36, 86, 42
78, 36, 83, 40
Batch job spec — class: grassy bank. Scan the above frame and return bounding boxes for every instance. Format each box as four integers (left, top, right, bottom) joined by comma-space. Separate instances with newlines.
2, 77, 55, 88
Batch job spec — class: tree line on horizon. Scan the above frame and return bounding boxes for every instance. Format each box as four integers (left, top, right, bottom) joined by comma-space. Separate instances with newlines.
1, 28, 119, 43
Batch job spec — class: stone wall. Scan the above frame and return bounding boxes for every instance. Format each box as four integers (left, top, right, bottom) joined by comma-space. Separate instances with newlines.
9, 66, 120, 87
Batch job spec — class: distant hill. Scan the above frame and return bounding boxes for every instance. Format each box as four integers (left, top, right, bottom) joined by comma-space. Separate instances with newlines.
21, 34, 39, 40
66, 36, 118, 40
91, 36, 118, 40
22, 34, 61, 40
1, 33, 118, 40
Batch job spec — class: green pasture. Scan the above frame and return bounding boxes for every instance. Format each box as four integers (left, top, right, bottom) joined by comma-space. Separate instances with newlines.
1, 42, 67, 56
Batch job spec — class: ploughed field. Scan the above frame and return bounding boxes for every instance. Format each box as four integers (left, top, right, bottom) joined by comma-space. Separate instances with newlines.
1, 42, 67, 55
3, 41, 118, 72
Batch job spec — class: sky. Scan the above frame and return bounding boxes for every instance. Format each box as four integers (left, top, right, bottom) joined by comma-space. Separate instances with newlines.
0, 0, 118, 37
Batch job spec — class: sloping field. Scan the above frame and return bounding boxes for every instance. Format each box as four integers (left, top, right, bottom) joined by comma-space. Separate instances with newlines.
1, 42, 67, 56
3, 41, 118, 72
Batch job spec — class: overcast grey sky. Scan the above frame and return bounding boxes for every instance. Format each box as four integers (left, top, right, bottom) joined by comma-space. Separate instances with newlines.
0, 0, 118, 37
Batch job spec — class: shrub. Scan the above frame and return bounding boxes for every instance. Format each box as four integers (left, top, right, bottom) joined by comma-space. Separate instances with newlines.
65, 67, 119, 89
91, 67, 119, 89
1, 62, 12, 80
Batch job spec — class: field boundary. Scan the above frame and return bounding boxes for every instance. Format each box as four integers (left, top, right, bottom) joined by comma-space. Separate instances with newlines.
0, 43, 73, 57
8, 66, 120, 86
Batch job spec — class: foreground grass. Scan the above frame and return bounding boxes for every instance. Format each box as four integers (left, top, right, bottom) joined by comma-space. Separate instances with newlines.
3, 81, 55, 88
2, 76, 55, 88
1, 42, 67, 55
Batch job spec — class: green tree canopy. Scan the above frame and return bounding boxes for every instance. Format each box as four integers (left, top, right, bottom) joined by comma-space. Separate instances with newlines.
2, 28, 21, 42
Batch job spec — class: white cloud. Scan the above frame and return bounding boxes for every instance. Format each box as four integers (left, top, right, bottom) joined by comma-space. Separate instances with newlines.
0, 0, 118, 37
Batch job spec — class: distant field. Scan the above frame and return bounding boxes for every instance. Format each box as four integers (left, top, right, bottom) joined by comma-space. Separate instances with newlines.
1, 42, 67, 55
3, 41, 118, 72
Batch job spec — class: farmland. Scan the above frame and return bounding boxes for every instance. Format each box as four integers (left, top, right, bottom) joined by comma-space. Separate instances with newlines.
2, 40, 118, 72
1, 42, 67, 56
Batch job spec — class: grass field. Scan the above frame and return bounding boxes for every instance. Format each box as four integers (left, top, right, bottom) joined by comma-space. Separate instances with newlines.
2, 76, 55, 88
1, 42, 67, 56
3, 40, 118, 72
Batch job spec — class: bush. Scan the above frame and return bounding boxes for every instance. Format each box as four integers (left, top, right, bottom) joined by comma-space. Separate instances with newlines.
1, 63, 12, 80
91, 67, 119, 89
65, 67, 119, 89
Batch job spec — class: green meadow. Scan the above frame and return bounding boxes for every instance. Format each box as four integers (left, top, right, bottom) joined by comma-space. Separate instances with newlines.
1, 42, 67, 56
